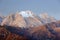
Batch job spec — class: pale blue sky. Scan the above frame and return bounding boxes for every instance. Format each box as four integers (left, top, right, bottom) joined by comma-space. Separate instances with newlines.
0, 0, 60, 20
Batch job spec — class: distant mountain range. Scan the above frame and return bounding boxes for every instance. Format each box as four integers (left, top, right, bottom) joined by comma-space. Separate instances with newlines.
0, 10, 56, 28
0, 10, 60, 40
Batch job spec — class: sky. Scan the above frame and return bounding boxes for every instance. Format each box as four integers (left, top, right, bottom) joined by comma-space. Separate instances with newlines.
0, 0, 60, 20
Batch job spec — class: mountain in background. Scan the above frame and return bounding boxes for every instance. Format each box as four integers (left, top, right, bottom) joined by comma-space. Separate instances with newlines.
0, 10, 56, 28
0, 10, 60, 40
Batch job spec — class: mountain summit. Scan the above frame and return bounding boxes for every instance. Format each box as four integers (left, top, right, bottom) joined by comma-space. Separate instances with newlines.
19, 11, 34, 17
39, 13, 56, 23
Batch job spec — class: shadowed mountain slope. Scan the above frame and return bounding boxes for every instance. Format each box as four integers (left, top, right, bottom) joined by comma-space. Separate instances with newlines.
0, 21, 60, 40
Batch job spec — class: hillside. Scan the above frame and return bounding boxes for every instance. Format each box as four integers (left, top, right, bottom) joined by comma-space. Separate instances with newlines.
0, 21, 60, 40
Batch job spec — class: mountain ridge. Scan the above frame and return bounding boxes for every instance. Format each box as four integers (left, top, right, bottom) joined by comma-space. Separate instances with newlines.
0, 11, 57, 28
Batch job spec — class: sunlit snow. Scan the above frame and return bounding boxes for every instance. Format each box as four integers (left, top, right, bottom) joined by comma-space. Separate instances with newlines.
19, 11, 34, 17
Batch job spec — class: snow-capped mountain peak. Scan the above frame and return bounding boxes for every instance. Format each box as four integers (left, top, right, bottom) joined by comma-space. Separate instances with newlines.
0, 11, 57, 28
19, 11, 34, 17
